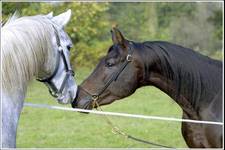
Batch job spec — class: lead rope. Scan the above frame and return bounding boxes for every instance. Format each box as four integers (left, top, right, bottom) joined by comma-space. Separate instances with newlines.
92, 100, 174, 149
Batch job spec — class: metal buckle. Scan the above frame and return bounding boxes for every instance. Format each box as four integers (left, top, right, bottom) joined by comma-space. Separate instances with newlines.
126, 54, 132, 62
92, 95, 99, 101
58, 46, 63, 52
91, 95, 99, 108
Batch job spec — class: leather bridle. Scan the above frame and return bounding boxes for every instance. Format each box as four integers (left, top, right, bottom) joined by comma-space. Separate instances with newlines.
73, 42, 174, 148
77, 42, 134, 107
37, 25, 74, 98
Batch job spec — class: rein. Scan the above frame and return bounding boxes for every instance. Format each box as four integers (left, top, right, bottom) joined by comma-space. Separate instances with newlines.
78, 42, 174, 148
93, 99, 174, 148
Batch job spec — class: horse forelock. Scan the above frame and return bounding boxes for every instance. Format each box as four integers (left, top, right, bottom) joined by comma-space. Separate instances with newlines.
2, 15, 57, 94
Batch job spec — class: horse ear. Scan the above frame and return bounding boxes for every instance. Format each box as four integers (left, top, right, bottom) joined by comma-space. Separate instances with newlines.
46, 11, 53, 18
111, 27, 126, 47
52, 9, 71, 27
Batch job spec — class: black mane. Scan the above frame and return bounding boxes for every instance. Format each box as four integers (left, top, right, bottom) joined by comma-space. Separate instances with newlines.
138, 41, 222, 108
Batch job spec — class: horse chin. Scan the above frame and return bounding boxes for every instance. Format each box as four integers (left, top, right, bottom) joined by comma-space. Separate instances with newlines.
57, 95, 71, 104
83, 100, 93, 110
95, 95, 119, 107
57, 99, 70, 104
71, 94, 119, 111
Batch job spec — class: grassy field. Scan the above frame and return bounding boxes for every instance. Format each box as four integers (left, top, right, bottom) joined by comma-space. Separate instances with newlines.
17, 67, 187, 148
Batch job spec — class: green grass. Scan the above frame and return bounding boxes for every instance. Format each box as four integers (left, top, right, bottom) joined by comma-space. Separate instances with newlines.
17, 67, 187, 148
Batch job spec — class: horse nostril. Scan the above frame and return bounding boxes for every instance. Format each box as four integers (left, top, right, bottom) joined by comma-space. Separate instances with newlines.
71, 99, 77, 108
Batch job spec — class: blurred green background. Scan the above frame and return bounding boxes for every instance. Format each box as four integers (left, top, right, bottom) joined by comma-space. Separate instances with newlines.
2, 2, 223, 69
2, 2, 223, 148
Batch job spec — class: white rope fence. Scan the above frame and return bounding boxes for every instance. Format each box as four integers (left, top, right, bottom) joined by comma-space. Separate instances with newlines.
24, 102, 223, 125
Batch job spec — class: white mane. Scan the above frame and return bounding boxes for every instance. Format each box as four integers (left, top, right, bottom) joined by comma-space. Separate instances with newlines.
4, 11, 19, 26
2, 14, 56, 94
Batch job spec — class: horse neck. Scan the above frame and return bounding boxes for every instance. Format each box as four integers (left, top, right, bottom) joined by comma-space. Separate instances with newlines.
137, 42, 217, 118
143, 71, 198, 119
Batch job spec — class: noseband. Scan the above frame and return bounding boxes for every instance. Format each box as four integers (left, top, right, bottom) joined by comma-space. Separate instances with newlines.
37, 25, 74, 98
78, 42, 134, 107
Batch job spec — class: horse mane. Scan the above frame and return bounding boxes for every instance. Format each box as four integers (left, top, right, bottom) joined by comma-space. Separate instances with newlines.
2, 14, 56, 94
4, 11, 19, 26
141, 41, 222, 108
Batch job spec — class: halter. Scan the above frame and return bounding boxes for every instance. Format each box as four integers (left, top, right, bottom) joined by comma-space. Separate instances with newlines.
77, 42, 134, 106
37, 25, 74, 98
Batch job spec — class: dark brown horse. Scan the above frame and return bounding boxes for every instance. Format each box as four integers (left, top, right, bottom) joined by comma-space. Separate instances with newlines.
72, 27, 223, 148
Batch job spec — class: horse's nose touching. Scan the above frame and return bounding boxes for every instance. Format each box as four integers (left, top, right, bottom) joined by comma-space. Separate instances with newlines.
71, 86, 92, 110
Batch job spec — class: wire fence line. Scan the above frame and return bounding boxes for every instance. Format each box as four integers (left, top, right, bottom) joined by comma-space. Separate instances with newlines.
24, 102, 223, 125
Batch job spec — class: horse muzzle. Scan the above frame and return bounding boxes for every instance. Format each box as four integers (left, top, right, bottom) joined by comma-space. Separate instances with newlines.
71, 95, 93, 111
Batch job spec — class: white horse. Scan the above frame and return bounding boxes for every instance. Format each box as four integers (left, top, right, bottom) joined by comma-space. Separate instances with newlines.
1, 10, 77, 148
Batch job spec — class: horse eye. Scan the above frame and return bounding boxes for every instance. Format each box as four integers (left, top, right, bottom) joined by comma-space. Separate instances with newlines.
67, 45, 71, 51
106, 62, 114, 67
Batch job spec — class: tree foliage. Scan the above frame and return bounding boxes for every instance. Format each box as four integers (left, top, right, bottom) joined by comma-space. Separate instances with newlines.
2, 2, 223, 68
